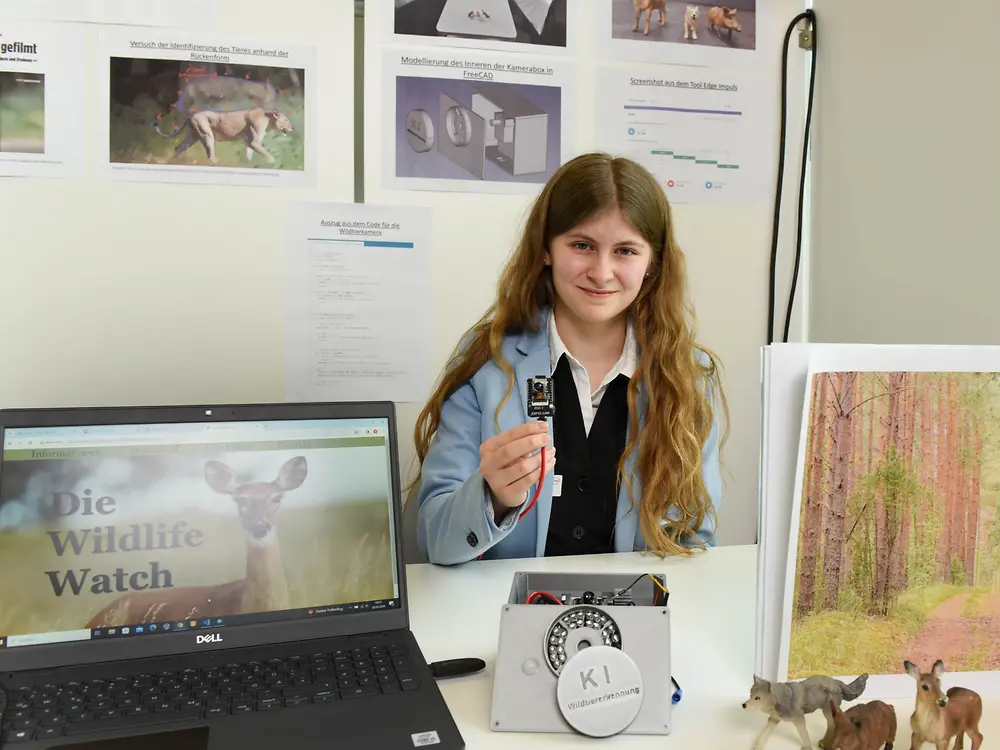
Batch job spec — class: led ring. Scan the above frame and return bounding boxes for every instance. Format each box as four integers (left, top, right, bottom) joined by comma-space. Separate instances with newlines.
544, 605, 623, 675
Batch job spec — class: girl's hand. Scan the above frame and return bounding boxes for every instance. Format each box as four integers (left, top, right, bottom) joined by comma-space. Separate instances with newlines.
480, 420, 556, 515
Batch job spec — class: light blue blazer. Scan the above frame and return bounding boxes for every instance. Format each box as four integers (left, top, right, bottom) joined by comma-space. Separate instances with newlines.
415, 313, 722, 565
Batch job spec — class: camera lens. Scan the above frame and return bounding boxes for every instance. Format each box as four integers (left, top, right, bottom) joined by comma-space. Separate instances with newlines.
533, 381, 544, 392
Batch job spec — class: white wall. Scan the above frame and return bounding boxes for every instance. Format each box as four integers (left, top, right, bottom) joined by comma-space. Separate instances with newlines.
0, 1, 355, 408
0, 1, 812, 548
809, 0, 1000, 344
365, 1, 811, 546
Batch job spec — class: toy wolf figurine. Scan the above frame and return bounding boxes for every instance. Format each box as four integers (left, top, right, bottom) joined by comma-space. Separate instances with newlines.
742, 673, 869, 750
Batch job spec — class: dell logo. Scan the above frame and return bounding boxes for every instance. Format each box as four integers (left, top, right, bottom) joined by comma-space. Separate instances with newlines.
196, 634, 223, 644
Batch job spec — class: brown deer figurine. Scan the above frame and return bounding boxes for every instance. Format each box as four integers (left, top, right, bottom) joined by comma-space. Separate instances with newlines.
904, 659, 983, 750
827, 698, 896, 750
87, 456, 307, 627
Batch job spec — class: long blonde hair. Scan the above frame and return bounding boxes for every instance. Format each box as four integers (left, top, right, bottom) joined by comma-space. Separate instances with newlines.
412, 153, 728, 556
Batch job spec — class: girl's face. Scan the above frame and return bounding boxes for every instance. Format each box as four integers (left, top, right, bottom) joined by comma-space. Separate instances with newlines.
547, 207, 653, 327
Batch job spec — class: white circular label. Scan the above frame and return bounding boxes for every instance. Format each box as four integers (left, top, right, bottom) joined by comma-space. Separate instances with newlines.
555, 646, 643, 737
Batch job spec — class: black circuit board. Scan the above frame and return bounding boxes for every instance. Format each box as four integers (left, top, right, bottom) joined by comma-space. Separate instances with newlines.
540, 590, 637, 607
527, 376, 555, 419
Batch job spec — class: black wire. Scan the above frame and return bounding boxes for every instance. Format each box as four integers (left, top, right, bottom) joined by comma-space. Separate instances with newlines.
767, 10, 817, 344
615, 573, 669, 607
615, 573, 648, 599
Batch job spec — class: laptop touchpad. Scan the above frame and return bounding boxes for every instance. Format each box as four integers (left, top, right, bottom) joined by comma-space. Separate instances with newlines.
47, 727, 210, 750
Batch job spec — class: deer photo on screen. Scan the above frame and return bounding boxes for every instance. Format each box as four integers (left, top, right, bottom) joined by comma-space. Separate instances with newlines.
86, 456, 307, 627
0, 444, 397, 637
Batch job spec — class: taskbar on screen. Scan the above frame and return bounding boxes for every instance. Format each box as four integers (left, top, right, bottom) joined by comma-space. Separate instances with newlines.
0, 598, 402, 649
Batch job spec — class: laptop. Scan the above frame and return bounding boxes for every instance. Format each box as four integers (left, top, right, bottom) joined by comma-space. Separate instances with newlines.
0, 401, 464, 749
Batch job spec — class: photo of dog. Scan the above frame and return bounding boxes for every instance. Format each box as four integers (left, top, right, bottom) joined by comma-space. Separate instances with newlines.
611, 0, 755, 50
632, 0, 666, 36
742, 673, 869, 750
108, 58, 305, 170
683, 5, 700, 39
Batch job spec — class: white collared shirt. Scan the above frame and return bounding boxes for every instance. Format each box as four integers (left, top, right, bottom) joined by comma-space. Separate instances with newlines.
548, 309, 638, 435
485, 311, 638, 531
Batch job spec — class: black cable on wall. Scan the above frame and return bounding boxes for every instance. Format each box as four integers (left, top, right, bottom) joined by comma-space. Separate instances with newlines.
767, 9, 817, 344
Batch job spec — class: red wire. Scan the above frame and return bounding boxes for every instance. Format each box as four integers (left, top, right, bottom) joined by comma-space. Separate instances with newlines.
526, 591, 562, 605
518, 445, 545, 520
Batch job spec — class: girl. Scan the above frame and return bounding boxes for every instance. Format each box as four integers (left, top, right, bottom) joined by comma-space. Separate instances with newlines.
410, 152, 727, 564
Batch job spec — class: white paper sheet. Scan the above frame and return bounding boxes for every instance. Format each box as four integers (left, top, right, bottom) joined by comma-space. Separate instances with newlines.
0, 0, 217, 28
382, 47, 575, 195
98, 28, 316, 187
285, 202, 432, 404
596, 0, 762, 67
774, 345, 1000, 701
0, 22, 84, 178
595, 64, 770, 205
387, 0, 575, 55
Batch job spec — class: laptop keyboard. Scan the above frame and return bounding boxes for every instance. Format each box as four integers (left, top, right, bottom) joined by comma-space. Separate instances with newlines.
1, 642, 416, 743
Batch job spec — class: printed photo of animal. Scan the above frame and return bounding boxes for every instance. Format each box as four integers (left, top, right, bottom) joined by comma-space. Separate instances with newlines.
706, 5, 742, 39
683, 5, 700, 39
742, 672, 869, 750
108, 57, 305, 170
904, 660, 983, 750
611, 0, 756, 50
153, 108, 294, 166
632, 0, 666, 36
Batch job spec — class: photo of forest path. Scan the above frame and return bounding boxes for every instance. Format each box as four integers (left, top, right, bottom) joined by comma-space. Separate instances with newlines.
788, 372, 1000, 679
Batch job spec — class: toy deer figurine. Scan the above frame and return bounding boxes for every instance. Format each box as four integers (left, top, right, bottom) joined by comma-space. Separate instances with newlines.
903, 659, 983, 750
827, 698, 897, 750
87, 456, 306, 627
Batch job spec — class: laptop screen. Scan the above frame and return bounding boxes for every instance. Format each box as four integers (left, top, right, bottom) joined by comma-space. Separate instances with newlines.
0, 416, 400, 651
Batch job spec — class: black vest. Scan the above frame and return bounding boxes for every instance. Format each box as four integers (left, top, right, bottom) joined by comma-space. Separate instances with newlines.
544, 355, 630, 556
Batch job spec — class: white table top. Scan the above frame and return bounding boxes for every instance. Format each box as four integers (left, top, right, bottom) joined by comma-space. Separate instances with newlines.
405, 544, 1000, 748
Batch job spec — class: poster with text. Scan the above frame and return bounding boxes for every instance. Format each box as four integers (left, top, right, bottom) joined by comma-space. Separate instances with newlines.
598, 0, 760, 67
99, 29, 316, 187
387, 0, 576, 55
595, 64, 771, 205
382, 48, 574, 194
0, 22, 84, 178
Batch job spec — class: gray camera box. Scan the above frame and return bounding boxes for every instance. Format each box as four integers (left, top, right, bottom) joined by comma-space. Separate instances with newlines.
489, 572, 672, 735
